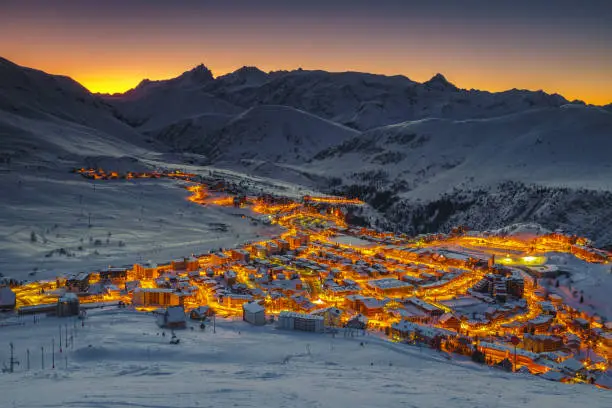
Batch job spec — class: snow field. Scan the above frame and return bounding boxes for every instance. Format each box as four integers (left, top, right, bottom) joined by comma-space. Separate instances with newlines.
1, 309, 609, 408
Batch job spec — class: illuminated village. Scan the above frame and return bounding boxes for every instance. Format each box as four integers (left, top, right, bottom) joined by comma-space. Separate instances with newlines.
3, 168, 612, 388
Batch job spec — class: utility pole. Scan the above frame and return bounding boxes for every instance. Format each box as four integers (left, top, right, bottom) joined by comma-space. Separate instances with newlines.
65, 324, 68, 349
41, 346, 44, 370
213, 313, 216, 334
52, 338, 55, 369
8, 342, 19, 373
59, 325, 62, 353
26, 349, 30, 371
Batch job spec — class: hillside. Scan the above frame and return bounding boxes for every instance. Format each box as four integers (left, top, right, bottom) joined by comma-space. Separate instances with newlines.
105, 65, 576, 133
0, 57, 152, 167
312, 105, 612, 196
305, 105, 612, 242
103, 65, 243, 132
210, 70, 572, 130
1, 311, 610, 408
191, 105, 359, 164
2, 55, 612, 246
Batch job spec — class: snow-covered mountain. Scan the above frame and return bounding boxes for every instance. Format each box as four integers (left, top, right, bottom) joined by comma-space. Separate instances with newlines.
105, 65, 575, 132
303, 105, 612, 242
0, 57, 150, 167
103, 65, 243, 132
312, 105, 612, 197
189, 105, 359, 164
214, 70, 573, 130
3, 56, 612, 245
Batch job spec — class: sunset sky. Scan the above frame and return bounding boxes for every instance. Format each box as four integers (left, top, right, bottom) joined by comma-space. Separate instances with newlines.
1, 0, 611, 104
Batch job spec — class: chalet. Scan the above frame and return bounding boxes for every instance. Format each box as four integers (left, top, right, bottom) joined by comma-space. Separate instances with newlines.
267, 242, 280, 255
157, 306, 186, 329
564, 333, 581, 350
171, 258, 187, 271
276, 239, 290, 252
230, 249, 250, 263
224, 270, 237, 286
346, 296, 387, 317
133, 262, 159, 280
500, 321, 527, 336
57, 293, 80, 317
405, 297, 444, 317
438, 313, 461, 331
277, 311, 324, 332
133, 288, 181, 307
540, 370, 571, 383
570, 317, 590, 332
190, 306, 212, 320
526, 265, 559, 279
367, 278, 413, 296
66, 272, 90, 293
401, 275, 424, 285
539, 301, 556, 315
105, 284, 121, 297
560, 358, 584, 375
0, 286, 16, 310
346, 314, 368, 329
100, 267, 129, 283
310, 307, 343, 327
253, 245, 268, 258
242, 302, 266, 325
210, 252, 232, 266
478, 341, 546, 373
223, 294, 253, 309
526, 315, 553, 333
506, 276, 525, 298
291, 294, 317, 313
185, 257, 199, 272
522, 334, 564, 353
390, 320, 455, 343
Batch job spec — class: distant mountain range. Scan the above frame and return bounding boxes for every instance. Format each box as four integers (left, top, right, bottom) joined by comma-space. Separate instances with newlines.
101, 63, 579, 132
2, 56, 612, 243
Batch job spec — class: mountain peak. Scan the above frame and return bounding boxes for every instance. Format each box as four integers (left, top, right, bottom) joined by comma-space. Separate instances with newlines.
179, 63, 214, 83
423, 73, 457, 91
216, 66, 269, 87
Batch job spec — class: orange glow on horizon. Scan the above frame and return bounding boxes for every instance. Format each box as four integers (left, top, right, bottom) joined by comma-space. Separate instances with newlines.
1, 5, 610, 105
2, 52, 608, 105
64, 64, 611, 105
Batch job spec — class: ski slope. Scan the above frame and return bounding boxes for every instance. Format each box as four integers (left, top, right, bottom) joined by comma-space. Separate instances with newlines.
0, 169, 281, 282
0, 309, 609, 408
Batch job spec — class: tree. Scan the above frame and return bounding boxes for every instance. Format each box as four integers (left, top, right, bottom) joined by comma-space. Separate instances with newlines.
580, 295, 584, 304
471, 350, 486, 364
30, 231, 37, 243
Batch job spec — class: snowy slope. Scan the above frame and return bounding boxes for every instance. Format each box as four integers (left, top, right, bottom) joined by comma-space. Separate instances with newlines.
0, 169, 281, 281
1, 310, 609, 408
215, 70, 572, 130
104, 65, 243, 132
194, 105, 359, 164
311, 105, 612, 197
0, 57, 156, 169
0, 57, 145, 147
145, 112, 235, 153
106, 65, 576, 132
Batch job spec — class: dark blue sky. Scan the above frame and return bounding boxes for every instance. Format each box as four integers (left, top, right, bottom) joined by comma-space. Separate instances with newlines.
1, 0, 610, 103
